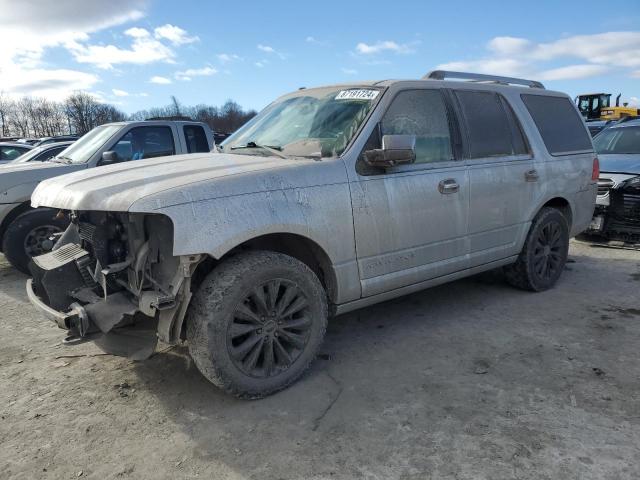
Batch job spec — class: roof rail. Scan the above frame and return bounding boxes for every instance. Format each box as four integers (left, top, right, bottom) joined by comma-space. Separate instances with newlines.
424, 70, 545, 89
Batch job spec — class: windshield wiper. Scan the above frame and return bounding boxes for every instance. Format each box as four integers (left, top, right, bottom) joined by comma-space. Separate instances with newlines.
230, 141, 288, 159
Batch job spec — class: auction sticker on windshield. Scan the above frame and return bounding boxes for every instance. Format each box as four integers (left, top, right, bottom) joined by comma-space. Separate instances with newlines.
335, 89, 379, 101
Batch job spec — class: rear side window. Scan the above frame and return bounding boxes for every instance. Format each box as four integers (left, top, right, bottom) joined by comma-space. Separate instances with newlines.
521, 94, 592, 155
455, 90, 528, 158
184, 125, 210, 153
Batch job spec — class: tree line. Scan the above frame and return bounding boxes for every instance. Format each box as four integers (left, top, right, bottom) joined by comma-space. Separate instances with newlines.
0, 92, 257, 139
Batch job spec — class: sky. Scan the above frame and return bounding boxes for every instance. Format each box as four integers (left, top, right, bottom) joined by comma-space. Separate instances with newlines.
1, 0, 639, 114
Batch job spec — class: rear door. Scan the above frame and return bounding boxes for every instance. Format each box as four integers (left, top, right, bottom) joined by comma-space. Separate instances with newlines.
454, 89, 535, 266
350, 88, 470, 297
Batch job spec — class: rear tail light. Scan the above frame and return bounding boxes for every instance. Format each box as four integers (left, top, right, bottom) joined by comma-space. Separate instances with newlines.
592, 157, 600, 181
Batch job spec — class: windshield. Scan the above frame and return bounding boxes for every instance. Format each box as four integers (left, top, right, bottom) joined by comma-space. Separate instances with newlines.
221, 86, 382, 158
594, 126, 640, 154
11, 144, 64, 163
56, 125, 122, 164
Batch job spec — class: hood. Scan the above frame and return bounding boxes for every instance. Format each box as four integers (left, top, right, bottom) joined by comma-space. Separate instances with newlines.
31, 152, 328, 212
598, 154, 640, 175
0, 161, 83, 199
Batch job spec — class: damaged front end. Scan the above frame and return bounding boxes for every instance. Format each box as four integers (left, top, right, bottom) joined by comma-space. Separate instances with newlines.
26, 211, 200, 359
588, 176, 640, 245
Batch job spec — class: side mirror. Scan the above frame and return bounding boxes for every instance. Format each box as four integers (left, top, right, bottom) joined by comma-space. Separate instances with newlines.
364, 134, 416, 168
101, 151, 120, 165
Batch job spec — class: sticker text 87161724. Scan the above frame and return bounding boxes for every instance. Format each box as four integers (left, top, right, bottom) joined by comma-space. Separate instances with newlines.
335, 89, 379, 101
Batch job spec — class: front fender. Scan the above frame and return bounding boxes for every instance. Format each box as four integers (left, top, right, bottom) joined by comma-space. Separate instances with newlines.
157, 185, 355, 262
152, 184, 361, 304
1, 182, 39, 205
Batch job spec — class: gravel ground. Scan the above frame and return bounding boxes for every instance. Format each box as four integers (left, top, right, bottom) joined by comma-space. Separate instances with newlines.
1, 240, 639, 480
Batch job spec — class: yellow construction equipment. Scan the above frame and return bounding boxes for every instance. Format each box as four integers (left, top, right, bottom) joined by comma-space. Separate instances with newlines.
576, 93, 639, 121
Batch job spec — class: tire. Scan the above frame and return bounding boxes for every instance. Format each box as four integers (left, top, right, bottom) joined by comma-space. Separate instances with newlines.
2, 208, 69, 274
186, 250, 328, 398
504, 207, 570, 292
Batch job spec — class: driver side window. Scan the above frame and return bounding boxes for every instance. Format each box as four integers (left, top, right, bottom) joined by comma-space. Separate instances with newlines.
111, 126, 175, 162
381, 90, 453, 164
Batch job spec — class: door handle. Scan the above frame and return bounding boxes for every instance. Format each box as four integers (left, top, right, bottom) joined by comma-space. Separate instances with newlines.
438, 178, 459, 194
525, 169, 539, 182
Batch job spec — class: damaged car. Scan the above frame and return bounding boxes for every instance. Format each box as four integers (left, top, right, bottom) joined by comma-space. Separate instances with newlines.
27, 71, 597, 398
587, 118, 640, 244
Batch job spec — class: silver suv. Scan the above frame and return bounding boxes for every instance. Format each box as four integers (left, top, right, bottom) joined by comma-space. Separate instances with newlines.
27, 71, 598, 398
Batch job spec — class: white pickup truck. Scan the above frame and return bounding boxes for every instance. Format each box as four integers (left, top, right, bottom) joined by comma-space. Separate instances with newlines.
0, 120, 214, 272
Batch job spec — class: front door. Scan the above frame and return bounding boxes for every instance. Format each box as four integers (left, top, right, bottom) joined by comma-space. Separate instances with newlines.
350, 89, 470, 297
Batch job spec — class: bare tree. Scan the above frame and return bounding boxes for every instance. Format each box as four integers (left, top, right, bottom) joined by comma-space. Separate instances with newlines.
0, 91, 253, 138
0, 93, 11, 137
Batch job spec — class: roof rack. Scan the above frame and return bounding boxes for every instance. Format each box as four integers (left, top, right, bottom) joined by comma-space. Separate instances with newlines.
424, 70, 545, 89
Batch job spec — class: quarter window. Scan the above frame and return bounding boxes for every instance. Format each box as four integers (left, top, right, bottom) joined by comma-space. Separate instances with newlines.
455, 90, 527, 158
521, 94, 593, 155
111, 126, 175, 162
183, 125, 210, 153
380, 90, 453, 164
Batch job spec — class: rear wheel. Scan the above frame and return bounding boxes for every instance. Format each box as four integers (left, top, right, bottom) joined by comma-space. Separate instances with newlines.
2, 208, 69, 274
186, 251, 328, 398
504, 207, 570, 291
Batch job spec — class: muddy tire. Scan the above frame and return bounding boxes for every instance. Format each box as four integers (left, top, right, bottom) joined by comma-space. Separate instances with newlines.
504, 207, 570, 292
186, 251, 328, 398
2, 208, 69, 274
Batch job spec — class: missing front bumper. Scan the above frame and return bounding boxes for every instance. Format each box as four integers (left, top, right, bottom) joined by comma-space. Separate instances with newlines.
26, 278, 88, 331
27, 278, 159, 360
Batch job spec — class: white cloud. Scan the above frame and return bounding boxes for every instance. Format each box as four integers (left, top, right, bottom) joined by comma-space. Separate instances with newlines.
149, 76, 172, 84
154, 24, 199, 46
255, 61, 265, 68
257, 44, 286, 59
175, 66, 217, 81
438, 31, 640, 81
258, 44, 275, 53
341, 68, 358, 75
0, 0, 146, 98
355, 40, 416, 55
0, 68, 99, 100
124, 27, 150, 39
436, 58, 530, 77
306, 36, 328, 46
68, 26, 178, 69
538, 64, 610, 81
111, 88, 147, 98
217, 53, 242, 63
488, 37, 532, 56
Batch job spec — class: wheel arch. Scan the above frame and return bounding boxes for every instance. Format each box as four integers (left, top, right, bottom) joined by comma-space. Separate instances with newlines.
0, 201, 32, 250
192, 232, 339, 304
535, 196, 573, 229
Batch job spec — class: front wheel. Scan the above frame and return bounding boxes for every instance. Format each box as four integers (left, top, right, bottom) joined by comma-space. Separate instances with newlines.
2, 208, 69, 274
186, 251, 328, 398
504, 207, 570, 292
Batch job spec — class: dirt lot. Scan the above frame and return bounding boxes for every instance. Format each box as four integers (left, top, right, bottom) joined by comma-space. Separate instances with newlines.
1, 240, 639, 480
